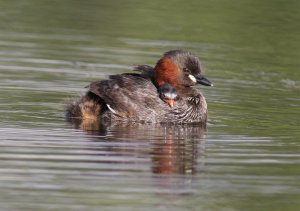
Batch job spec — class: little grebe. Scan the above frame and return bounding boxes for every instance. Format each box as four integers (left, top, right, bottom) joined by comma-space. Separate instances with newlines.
158, 83, 178, 107
66, 50, 212, 124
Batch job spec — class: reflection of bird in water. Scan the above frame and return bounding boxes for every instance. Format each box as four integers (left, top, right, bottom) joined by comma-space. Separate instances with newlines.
66, 50, 212, 124
68, 120, 207, 197
151, 125, 206, 175
72, 122, 206, 175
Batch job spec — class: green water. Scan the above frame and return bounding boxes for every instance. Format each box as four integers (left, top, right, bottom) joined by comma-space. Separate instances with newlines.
0, 0, 299, 210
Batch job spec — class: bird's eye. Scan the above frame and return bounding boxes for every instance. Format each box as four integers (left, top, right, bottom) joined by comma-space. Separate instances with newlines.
183, 68, 190, 73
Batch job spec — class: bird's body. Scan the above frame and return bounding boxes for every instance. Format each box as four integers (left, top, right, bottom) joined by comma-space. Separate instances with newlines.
66, 50, 212, 124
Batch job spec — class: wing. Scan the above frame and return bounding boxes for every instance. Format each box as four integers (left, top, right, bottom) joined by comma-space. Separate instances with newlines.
132, 65, 155, 78
87, 73, 160, 120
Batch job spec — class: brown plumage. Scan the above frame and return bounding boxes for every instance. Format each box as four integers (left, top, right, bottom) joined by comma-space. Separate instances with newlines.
66, 50, 212, 124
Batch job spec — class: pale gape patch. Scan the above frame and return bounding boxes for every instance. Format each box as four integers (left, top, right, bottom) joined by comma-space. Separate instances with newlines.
188, 74, 197, 83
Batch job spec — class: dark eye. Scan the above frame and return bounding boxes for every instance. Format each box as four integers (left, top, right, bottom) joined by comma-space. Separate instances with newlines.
183, 68, 190, 73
